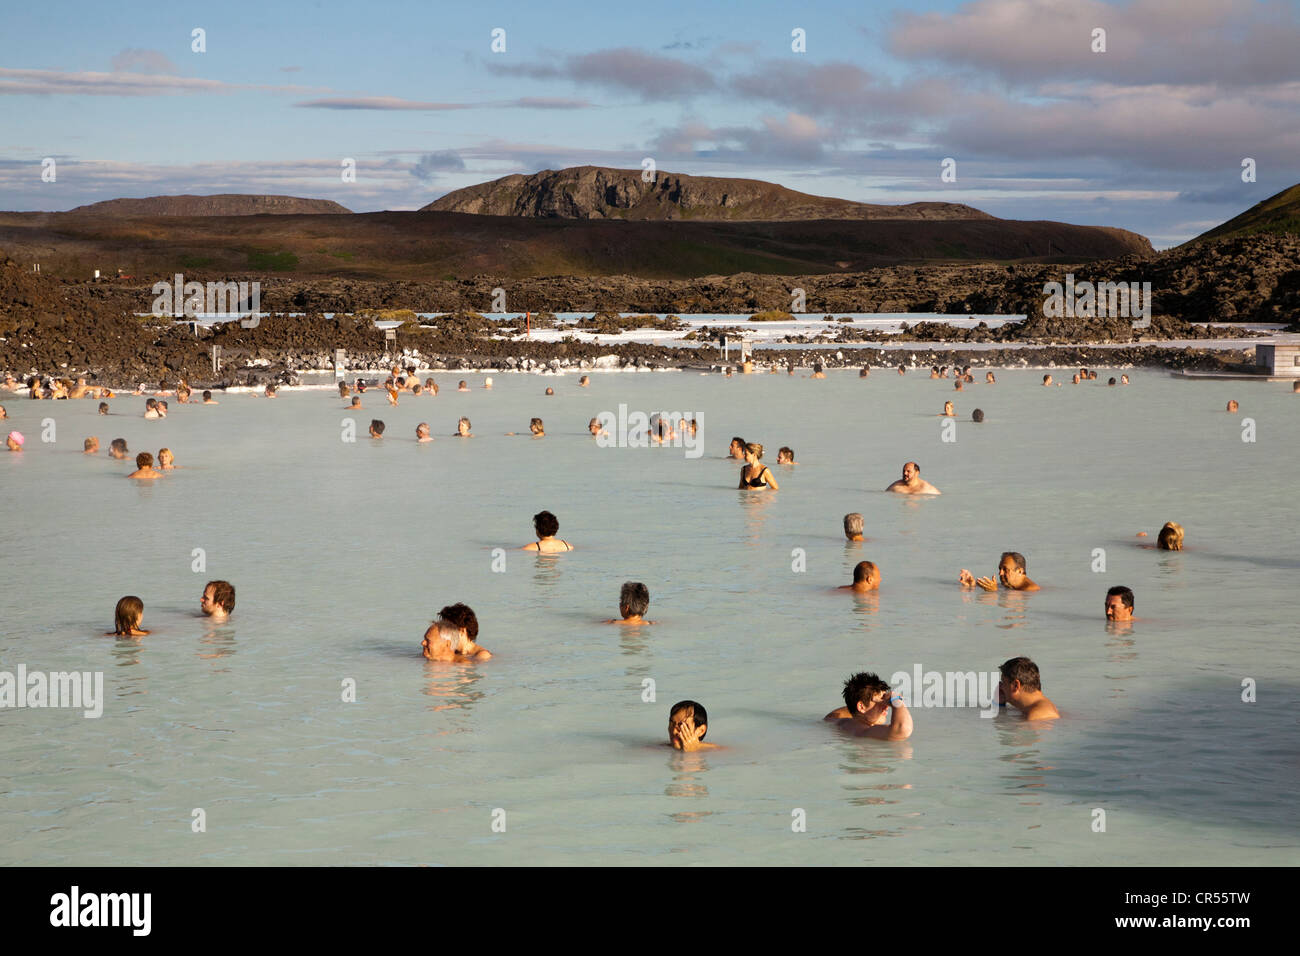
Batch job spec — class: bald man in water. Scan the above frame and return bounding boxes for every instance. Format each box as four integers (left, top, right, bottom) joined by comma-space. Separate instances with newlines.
886, 461, 940, 495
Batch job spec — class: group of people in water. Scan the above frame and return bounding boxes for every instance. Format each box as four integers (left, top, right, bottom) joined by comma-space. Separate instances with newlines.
3, 360, 1216, 751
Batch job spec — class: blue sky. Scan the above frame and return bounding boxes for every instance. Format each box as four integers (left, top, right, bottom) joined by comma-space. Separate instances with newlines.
2, 0, 1298, 247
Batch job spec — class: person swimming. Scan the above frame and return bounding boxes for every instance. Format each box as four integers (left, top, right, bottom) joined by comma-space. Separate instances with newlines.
83, 437, 99, 455
941, 401, 955, 417
455, 417, 473, 437
157, 448, 175, 469
579, 375, 590, 387
985, 371, 996, 383
667, 700, 716, 751
727, 437, 747, 460
435, 603, 492, 659
1043, 374, 1054, 386
998, 657, 1059, 720
1156, 521, 1184, 550
109, 438, 128, 459
589, 417, 606, 438
522, 510, 573, 552
823, 672, 912, 740
886, 461, 940, 495
200, 580, 236, 622
202, 391, 218, 404
811, 363, 826, 379
1226, 399, 1239, 412
738, 443, 778, 490
606, 581, 653, 626
99, 402, 110, 414
839, 560, 880, 592
265, 385, 277, 398
530, 417, 545, 437
127, 451, 162, 479
960, 551, 1039, 591
457, 381, 469, 392
972, 408, 985, 422
369, 420, 385, 438
108, 595, 150, 637
843, 513, 864, 541
5, 430, 23, 452
1105, 585, 1134, 622
144, 398, 160, 419
776, 446, 795, 464
416, 422, 433, 443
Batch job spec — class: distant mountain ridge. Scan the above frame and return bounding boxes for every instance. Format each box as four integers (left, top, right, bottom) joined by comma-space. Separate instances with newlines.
67, 194, 353, 217
423, 165, 996, 222
1189, 183, 1300, 243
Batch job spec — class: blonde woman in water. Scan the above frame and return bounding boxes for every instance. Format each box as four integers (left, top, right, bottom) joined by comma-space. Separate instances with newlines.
738, 442, 778, 490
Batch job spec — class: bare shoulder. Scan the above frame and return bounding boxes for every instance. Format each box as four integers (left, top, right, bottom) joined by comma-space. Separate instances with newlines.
823, 707, 851, 720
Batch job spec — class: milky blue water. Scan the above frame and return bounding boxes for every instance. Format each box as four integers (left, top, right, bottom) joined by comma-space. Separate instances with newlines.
1, 369, 1296, 865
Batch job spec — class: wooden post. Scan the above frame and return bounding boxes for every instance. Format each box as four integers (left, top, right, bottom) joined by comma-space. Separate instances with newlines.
211, 345, 221, 375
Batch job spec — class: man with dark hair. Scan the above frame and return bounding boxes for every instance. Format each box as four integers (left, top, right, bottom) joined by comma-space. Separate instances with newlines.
960, 551, 1039, 591
972, 408, 985, 423
667, 700, 716, 751
839, 561, 880, 593
202, 390, 218, 404
998, 657, 1059, 720
607, 582, 652, 625
823, 671, 913, 739
886, 460, 940, 495
369, 419, 385, 438
438, 603, 491, 658
201, 581, 236, 622
1105, 585, 1135, 622
109, 438, 129, 459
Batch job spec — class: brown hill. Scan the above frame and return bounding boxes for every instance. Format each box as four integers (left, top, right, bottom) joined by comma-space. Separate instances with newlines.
1188, 183, 1300, 244
0, 209, 1152, 282
65, 194, 352, 217
423, 165, 994, 222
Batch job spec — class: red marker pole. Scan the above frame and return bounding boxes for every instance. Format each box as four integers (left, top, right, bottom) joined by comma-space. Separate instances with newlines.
526, 311, 531, 338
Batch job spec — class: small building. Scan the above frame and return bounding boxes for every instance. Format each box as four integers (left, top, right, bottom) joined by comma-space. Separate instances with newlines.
1255, 344, 1300, 378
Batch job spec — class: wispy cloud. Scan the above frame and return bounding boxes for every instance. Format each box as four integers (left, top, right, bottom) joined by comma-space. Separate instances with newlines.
492, 47, 716, 100
109, 49, 179, 75
0, 66, 310, 97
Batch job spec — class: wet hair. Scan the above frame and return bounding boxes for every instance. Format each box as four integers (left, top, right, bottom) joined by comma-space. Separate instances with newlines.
852, 560, 877, 584
202, 391, 212, 401
1108, 377, 1117, 386
99, 402, 110, 413
338, 383, 350, 397
416, 422, 429, 437
843, 513, 863, 537
1000, 551, 1027, 573
589, 417, 600, 430
1157, 521, 1184, 551
412, 384, 423, 395
744, 442, 764, 459
145, 398, 157, 409
370, 419, 385, 435
777, 446, 793, 462
438, 603, 478, 641
859, 367, 870, 377
1042, 374, 1051, 383
265, 385, 276, 395
458, 381, 468, 389
730, 436, 746, 449
114, 595, 144, 635
111, 438, 128, 454
842, 672, 891, 712
669, 700, 708, 738
1000, 657, 1042, 692
205, 580, 236, 613
350, 396, 361, 407
533, 510, 560, 538
619, 582, 649, 618
813, 363, 824, 373
1106, 585, 1134, 611
972, 408, 985, 422
530, 417, 544, 434
134, 452, 153, 468
458, 416, 471, 431
83, 437, 97, 451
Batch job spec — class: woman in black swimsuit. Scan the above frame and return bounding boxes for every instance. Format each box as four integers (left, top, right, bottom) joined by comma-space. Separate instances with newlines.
522, 510, 574, 552
738, 442, 779, 490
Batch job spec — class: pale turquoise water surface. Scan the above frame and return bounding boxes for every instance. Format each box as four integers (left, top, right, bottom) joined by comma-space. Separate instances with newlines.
1, 369, 1297, 865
